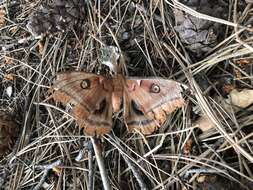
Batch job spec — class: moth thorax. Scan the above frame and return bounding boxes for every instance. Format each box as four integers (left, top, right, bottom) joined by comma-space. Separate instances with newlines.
112, 91, 122, 112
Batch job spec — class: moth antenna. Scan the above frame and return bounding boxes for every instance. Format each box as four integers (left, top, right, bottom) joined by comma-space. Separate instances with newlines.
180, 83, 189, 91
180, 83, 194, 95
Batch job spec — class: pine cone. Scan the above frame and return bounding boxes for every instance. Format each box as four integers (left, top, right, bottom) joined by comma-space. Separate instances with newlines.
174, 0, 227, 56
26, 0, 86, 37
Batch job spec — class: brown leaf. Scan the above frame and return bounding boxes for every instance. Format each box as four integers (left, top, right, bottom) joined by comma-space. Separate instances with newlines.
227, 89, 253, 108
0, 111, 19, 157
38, 41, 45, 55
222, 84, 234, 94
4, 74, 15, 81
183, 138, 193, 155
236, 59, 250, 65
0, 8, 6, 27
193, 115, 215, 132
233, 68, 242, 79
4, 57, 13, 65
217, 89, 253, 114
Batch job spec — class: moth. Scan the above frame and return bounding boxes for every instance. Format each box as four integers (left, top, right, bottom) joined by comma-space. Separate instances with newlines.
51, 71, 186, 136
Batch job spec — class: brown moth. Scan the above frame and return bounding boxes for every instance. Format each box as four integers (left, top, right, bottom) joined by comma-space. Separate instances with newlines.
52, 71, 186, 136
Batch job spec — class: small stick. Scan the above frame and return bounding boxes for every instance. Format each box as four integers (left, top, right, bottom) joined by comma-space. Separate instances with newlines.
87, 141, 94, 190
122, 155, 148, 190
90, 137, 111, 190
34, 159, 62, 190
33, 169, 50, 190
105, 135, 148, 189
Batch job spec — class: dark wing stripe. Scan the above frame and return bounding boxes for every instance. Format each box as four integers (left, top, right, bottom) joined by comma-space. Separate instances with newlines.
145, 97, 183, 113
86, 118, 111, 127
